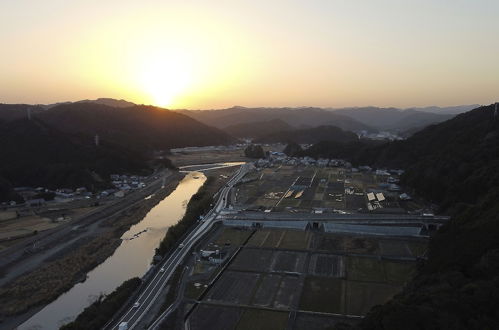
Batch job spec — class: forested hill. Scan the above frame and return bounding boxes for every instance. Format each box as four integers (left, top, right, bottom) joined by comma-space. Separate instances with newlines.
307, 104, 499, 330
301, 104, 499, 211
223, 119, 293, 139
0, 118, 148, 201
358, 105, 499, 330
255, 125, 359, 144
37, 103, 236, 151
178, 107, 374, 133
0, 102, 236, 202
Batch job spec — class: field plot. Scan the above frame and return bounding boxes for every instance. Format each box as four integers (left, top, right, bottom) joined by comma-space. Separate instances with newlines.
299, 277, 345, 314
308, 254, 345, 278
343, 236, 379, 254
293, 313, 356, 330
407, 240, 428, 257
345, 194, 365, 210
213, 227, 253, 247
229, 248, 274, 272
246, 230, 270, 247
271, 251, 307, 273
310, 234, 343, 252
236, 309, 289, 330
278, 230, 311, 250
346, 256, 385, 282
346, 281, 401, 316
207, 271, 260, 304
189, 304, 242, 330
379, 240, 413, 257
235, 166, 348, 211
247, 229, 285, 248
273, 275, 301, 309
251, 274, 282, 307
310, 234, 379, 254
384, 261, 416, 284
0, 216, 60, 241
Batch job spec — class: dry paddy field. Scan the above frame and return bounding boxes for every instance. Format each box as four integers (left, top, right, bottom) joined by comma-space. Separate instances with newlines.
185, 227, 426, 329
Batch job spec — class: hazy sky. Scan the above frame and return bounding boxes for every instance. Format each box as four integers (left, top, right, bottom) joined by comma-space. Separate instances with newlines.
1, 0, 498, 109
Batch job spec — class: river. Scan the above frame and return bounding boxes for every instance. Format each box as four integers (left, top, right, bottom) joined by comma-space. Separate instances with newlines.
19, 171, 207, 330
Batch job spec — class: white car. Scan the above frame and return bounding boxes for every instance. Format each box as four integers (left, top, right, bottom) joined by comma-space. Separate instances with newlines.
133, 302, 140, 308
160, 267, 165, 272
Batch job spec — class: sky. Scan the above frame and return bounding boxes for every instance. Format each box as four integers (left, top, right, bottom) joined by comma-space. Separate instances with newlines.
1, 0, 498, 109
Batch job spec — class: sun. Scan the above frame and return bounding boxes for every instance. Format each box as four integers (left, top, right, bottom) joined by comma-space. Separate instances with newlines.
138, 51, 193, 108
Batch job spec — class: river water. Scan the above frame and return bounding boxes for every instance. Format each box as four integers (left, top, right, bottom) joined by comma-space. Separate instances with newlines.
20, 171, 207, 330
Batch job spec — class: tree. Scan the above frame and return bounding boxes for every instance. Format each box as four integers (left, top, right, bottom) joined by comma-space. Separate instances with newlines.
283, 142, 302, 156
244, 144, 265, 158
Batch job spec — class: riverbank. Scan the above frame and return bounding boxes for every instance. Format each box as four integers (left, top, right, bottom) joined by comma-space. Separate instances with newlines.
124, 166, 241, 329
0, 172, 184, 330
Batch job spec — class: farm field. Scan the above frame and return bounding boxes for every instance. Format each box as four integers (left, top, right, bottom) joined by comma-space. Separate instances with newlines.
183, 226, 425, 330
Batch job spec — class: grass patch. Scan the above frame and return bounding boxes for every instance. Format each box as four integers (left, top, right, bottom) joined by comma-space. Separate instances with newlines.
156, 177, 216, 257
0, 233, 121, 318
60, 277, 141, 330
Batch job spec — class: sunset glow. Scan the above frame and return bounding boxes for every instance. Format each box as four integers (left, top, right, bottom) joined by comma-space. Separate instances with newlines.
1, 1, 498, 108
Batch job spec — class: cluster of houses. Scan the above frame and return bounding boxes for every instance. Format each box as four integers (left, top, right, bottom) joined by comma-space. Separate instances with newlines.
170, 144, 246, 154
2, 173, 150, 208
2, 186, 93, 208
256, 154, 350, 168
254, 154, 413, 207
358, 130, 404, 141
110, 174, 146, 191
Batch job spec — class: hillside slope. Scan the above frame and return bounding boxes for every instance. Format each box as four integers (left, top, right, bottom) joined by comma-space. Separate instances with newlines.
178, 107, 374, 133
223, 119, 293, 139
301, 104, 499, 330
255, 125, 359, 144
38, 103, 236, 151
0, 119, 147, 199
332, 107, 454, 131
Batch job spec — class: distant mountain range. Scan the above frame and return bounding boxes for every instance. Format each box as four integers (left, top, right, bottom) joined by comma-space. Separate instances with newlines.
330, 107, 456, 132
43, 98, 137, 109
223, 119, 293, 139
178, 104, 479, 136
177, 107, 375, 133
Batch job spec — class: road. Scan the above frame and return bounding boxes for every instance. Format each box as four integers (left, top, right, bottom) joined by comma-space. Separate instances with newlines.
108, 164, 250, 330
222, 211, 450, 224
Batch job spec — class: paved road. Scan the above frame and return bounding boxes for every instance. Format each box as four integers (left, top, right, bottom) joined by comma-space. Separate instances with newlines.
222, 211, 450, 224
108, 164, 250, 330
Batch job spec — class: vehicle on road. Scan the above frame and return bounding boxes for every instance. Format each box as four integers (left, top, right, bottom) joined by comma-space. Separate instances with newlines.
178, 243, 185, 249
133, 302, 140, 308
118, 321, 128, 330
160, 267, 165, 272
